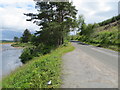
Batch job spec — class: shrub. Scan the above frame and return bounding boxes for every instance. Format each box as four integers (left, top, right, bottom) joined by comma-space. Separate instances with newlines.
20, 47, 34, 63
20, 44, 55, 64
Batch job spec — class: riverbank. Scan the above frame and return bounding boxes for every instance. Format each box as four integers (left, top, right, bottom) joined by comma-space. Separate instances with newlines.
11, 43, 32, 47
1, 44, 23, 89
2, 43, 74, 88
0, 43, 14, 44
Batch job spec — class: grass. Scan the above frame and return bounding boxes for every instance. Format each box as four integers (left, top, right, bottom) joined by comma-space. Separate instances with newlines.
2, 43, 74, 88
0, 82, 1, 86
11, 42, 32, 47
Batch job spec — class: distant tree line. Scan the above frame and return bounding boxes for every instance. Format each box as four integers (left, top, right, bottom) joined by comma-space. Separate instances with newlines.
13, 29, 32, 43
13, 37, 19, 42
98, 15, 120, 26
77, 14, 120, 38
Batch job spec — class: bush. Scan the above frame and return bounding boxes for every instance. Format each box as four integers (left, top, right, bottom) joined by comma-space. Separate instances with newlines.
36, 44, 54, 54
20, 47, 34, 63
20, 44, 55, 64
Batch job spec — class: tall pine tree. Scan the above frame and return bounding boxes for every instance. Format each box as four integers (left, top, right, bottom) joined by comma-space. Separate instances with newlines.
25, 1, 77, 46
21, 29, 31, 43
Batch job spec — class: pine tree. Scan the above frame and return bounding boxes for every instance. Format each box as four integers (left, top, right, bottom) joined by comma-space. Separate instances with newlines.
21, 29, 31, 43
24, 1, 77, 46
13, 36, 19, 42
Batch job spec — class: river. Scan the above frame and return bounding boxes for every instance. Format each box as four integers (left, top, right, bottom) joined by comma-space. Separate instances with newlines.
0, 44, 23, 79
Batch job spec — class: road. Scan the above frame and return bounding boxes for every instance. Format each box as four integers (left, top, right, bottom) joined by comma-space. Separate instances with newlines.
61, 42, 118, 88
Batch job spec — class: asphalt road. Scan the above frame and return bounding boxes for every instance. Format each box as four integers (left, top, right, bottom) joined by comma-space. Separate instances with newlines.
74, 41, 118, 71
61, 42, 118, 88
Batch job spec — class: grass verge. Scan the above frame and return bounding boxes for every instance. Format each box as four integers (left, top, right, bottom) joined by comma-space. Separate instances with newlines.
2, 43, 74, 88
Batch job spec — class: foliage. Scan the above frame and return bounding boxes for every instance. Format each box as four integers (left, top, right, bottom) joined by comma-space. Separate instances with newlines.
77, 15, 119, 51
11, 43, 32, 47
25, 1, 77, 46
13, 37, 19, 42
69, 35, 79, 40
30, 35, 37, 45
21, 29, 32, 43
78, 26, 119, 51
2, 43, 74, 88
80, 23, 96, 38
19, 43, 56, 63
20, 46, 38, 63
11, 1, 78, 64
98, 15, 120, 26
3, 1, 78, 89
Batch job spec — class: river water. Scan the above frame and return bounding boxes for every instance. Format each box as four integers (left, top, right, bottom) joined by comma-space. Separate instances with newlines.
0, 44, 23, 79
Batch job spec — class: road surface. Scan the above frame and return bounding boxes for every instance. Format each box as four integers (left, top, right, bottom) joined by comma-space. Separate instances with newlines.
61, 42, 118, 88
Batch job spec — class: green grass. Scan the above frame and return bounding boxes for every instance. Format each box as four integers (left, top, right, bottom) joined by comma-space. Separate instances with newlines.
0, 82, 1, 86
11, 42, 32, 47
2, 43, 74, 88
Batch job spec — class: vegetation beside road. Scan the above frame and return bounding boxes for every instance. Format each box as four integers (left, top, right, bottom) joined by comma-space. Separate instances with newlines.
2, 1, 77, 88
2, 43, 74, 88
78, 25, 119, 51
11, 1, 78, 64
2, 0, 119, 89
70, 15, 120, 52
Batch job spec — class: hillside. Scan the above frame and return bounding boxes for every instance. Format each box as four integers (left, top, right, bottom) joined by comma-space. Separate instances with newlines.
96, 20, 119, 32
78, 15, 120, 51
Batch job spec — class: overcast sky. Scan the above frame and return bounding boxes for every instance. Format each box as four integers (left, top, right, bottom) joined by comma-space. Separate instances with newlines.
0, 0, 119, 33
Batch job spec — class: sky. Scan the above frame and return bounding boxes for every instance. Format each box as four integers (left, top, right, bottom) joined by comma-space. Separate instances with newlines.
73, 0, 119, 24
0, 0, 119, 33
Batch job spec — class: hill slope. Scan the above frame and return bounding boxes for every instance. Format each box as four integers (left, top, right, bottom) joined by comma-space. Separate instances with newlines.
78, 17, 119, 51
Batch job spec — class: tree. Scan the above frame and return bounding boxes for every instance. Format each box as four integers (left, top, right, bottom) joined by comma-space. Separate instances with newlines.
13, 36, 19, 42
80, 23, 95, 37
80, 23, 87, 35
77, 15, 85, 31
98, 15, 120, 26
21, 29, 31, 43
93, 23, 99, 28
24, 1, 77, 46
86, 24, 94, 37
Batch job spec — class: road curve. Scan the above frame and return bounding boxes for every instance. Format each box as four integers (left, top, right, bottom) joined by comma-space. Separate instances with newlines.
61, 42, 118, 88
